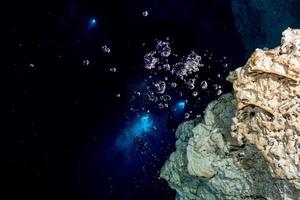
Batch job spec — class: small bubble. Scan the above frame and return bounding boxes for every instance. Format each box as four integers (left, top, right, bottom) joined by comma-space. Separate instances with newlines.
186, 78, 195, 90
109, 67, 117, 72
184, 113, 190, 119
192, 91, 198, 96
163, 64, 171, 71
142, 10, 148, 17
200, 80, 208, 89
158, 103, 164, 109
154, 80, 166, 94
28, 63, 35, 68
212, 84, 219, 90
216, 90, 222, 96
82, 60, 90, 66
116, 93, 121, 98
101, 45, 111, 53
171, 82, 177, 88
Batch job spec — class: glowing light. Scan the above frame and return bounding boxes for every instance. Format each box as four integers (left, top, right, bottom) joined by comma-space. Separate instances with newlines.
132, 114, 153, 136
176, 101, 186, 110
115, 114, 154, 151
90, 18, 97, 24
88, 18, 98, 29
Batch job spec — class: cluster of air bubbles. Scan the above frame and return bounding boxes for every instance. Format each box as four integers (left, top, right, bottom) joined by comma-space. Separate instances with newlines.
156, 41, 171, 57
160, 95, 171, 102
101, 45, 111, 53
169, 52, 203, 79
128, 39, 232, 117
184, 51, 202, 74
144, 52, 158, 69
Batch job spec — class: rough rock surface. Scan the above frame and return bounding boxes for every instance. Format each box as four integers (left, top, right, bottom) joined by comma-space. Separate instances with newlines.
161, 28, 300, 199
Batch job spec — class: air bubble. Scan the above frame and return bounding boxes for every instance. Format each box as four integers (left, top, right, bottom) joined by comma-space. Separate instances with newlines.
200, 80, 208, 89
186, 78, 195, 90
184, 52, 202, 74
184, 113, 190, 119
212, 84, 219, 90
154, 80, 166, 94
171, 82, 177, 88
142, 11, 148, 17
163, 64, 171, 71
28, 63, 35, 68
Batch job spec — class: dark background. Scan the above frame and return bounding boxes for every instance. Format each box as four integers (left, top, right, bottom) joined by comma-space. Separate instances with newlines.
3, 0, 246, 199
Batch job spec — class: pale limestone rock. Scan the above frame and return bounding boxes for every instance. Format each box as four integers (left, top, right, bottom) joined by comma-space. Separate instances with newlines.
230, 28, 300, 190
161, 94, 281, 200
161, 28, 300, 199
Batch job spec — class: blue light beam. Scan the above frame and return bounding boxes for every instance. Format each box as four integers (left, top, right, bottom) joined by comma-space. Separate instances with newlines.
176, 101, 186, 110
88, 17, 98, 30
115, 114, 154, 152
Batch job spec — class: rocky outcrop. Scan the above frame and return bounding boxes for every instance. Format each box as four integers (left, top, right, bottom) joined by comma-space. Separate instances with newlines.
161, 28, 300, 199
